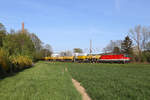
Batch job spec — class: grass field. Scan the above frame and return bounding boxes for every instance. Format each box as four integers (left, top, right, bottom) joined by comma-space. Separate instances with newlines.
67, 63, 150, 100
0, 61, 81, 100
1, 61, 150, 100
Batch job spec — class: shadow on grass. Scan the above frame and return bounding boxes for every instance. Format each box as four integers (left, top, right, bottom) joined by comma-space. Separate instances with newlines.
0, 66, 32, 81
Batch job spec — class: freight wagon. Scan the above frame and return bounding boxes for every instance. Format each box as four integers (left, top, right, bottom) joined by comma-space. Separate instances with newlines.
44, 54, 131, 63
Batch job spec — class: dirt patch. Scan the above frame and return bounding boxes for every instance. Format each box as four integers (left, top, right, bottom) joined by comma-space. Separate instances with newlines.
72, 78, 91, 100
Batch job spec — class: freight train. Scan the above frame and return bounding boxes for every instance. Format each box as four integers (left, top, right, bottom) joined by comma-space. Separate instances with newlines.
44, 54, 131, 63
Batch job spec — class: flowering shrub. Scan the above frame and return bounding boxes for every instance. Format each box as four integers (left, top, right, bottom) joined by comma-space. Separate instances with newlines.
0, 48, 10, 72
10, 55, 33, 69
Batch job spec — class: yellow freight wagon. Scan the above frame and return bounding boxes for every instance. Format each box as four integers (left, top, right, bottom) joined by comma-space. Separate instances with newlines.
63, 56, 74, 62
45, 57, 51, 61
44, 55, 101, 63
56, 57, 64, 61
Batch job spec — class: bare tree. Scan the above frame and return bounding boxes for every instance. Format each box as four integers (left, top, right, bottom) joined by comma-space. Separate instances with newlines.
129, 25, 150, 56
60, 50, 72, 56
113, 47, 121, 54
145, 42, 150, 50
44, 44, 53, 56
45, 44, 52, 52
103, 40, 122, 53
30, 33, 43, 52
141, 27, 150, 50
65, 50, 72, 56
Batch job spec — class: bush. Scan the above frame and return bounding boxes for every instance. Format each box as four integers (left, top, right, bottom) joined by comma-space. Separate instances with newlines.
141, 53, 147, 62
142, 51, 150, 63
0, 48, 10, 74
32, 51, 43, 62
130, 54, 139, 62
10, 55, 33, 70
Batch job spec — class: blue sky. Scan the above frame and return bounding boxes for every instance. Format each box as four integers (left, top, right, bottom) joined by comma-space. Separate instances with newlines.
0, 0, 150, 53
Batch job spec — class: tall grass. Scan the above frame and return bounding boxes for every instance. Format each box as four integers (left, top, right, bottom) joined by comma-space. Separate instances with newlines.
0, 61, 81, 100
67, 63, 150, 100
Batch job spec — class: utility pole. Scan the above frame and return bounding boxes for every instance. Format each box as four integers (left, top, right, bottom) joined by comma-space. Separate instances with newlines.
89, 39, 93, 63
90, 40, 92, 55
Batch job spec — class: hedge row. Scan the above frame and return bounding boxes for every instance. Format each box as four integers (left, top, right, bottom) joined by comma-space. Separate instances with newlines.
0, 48, 33, 76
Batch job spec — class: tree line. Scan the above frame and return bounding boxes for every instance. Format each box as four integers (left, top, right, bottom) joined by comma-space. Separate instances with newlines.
0, 22, 52, 76
103, 25, 150, 63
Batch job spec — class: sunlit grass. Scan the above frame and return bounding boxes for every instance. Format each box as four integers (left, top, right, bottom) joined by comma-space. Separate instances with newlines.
0, 61, 81, 100
1, 61, 149, 100
67, 63, 150, 100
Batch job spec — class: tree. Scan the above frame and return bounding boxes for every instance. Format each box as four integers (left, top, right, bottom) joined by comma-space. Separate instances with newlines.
103, 40, 122, 53
60, 51, 72, 56
65, 50, 72, 56
145, 42, 150, 50
40, 49, 51, 57
29, 33, 53, 60
121, 36, 133, 55
60, 51, 66, 56
73, 48, 83, 53
0, 23, 6, 47
129, 25, 150, 61
43, 44, 52, 57
30, 33, 43, 52
3, 31, 35, 57
113, 47, 121, 54
142, 50, 150, 62
141, 27, 150, 50
10, 29, 15, 34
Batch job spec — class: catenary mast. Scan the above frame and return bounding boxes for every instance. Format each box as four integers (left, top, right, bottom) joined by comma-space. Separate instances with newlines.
90, 40, 92, 55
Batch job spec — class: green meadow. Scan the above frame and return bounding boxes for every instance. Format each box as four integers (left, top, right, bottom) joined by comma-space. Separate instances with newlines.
0, 61, 81, 100
0, 61, 150, 100
67, 63, 150, 100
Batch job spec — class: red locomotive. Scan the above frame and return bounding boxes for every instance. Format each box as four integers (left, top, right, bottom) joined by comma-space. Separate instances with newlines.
99, 54, 131, 63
